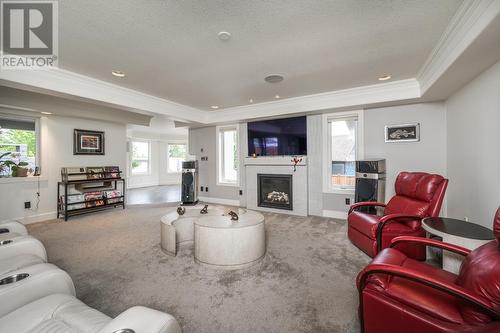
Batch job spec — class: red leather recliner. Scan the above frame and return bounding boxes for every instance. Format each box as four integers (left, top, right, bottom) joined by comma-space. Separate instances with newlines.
356, 207, 500, 333
348, 172, 448, 259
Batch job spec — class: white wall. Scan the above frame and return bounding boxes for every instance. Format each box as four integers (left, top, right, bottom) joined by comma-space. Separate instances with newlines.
364, 103, 447, 199
446, 60, 500, 228
306, 103, 447, 217
188, 126, 240, 203
0, 114, 127, 223
127, 129, 188, 189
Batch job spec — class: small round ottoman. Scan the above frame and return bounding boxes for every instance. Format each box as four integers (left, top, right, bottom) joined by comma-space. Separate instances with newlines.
194, 210, 265, 270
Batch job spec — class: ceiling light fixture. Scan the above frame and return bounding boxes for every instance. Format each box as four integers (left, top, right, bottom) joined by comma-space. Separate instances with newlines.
210, 105, 219, 109
378, 74, 391, 81
265, 74, 284, 83
217, 31, 231, 41
40, 111, 52, 115
111, 70, 126, 78
275, 95, 280, 99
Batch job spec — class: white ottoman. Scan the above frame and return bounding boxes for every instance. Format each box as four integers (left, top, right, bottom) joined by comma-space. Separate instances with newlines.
160, 205, 246, 256
194, 211, 265, 270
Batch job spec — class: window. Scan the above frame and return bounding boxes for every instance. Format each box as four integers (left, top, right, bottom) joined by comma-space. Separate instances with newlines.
217, 125, 239, 185
130, 141, 150, 174
167, 143, 187, 173
0, 116, 39, 177
323, 111, 363, 193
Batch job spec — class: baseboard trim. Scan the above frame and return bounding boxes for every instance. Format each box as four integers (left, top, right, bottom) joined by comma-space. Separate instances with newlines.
198, 196, 240, 206
322, 209, 348, 220
10, 211, 58, 225
127, 182, 159, 189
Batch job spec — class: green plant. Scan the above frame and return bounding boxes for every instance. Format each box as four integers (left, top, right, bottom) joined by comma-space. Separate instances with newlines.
0, 152, 10, 176
2, 153, 29, 177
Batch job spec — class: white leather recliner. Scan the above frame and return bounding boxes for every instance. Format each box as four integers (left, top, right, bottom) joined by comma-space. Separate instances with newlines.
0, 220, 28, 237
0, 293, 182, 333
0, 263, 75, 317
0, 235, 47, 262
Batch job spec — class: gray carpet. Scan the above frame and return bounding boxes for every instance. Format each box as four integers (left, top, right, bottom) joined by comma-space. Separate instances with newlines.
28, 205, 370, 333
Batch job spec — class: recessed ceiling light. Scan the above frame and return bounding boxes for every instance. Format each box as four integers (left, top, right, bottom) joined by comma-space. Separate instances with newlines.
265, 75, 284, 83
275, 95, 280, 99
111, 70, 126, 78
249, 98, 254, 103
211, 105, 219, 109
217, 31, 231, 41
40, 111, 52, 115
378, 74, 391, 81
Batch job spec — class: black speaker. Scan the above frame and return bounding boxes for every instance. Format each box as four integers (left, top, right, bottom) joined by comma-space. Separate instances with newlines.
181, 161, 198, 205
355, 159, 386, 214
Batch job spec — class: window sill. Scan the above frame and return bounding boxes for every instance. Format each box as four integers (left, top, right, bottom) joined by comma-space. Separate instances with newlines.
216, 182, 239, 187
323, 188, 355, 195
130, 173, 151, 176
0, 176, 48, 184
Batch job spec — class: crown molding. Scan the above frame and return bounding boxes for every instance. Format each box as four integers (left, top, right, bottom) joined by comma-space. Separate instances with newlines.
417, 0, 500, 94
0, 68, 208, 123
206, 79, 420, 123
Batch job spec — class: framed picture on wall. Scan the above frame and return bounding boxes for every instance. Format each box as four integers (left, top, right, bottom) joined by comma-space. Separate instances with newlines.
74, 129, 105, 155
385, 123, 420, 143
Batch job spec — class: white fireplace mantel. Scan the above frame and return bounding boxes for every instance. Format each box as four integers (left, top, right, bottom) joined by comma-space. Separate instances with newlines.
244, 156, 307, 166
244, 156, 308, 216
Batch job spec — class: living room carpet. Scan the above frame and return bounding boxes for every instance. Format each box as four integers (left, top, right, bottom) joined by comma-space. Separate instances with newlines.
28, 205, 370, 333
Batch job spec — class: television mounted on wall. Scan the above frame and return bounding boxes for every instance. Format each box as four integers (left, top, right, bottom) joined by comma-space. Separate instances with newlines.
247, 116, 307, 156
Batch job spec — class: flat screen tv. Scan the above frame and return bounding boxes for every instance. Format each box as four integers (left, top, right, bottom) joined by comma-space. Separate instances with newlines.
247, 116, 307, 156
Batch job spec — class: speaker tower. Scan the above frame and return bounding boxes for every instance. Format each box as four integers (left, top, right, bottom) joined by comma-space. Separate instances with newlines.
181, 161, 198, 205
355, 159, 386, 214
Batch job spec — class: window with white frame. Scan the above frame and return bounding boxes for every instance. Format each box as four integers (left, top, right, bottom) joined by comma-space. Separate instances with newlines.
130, 140, 150, 174
167, 143, 187, 173
0, 116, 39, 177
325, 112, 362, 192
217, 125, 239, 185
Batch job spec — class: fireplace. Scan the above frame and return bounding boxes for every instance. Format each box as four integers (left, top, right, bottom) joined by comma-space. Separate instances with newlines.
257, 174, 293, 210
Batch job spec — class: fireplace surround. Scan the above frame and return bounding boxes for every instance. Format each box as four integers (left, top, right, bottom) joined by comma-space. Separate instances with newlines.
257, 174, 293, 211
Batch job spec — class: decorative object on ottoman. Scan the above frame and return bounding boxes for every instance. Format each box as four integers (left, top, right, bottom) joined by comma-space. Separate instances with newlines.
200, 205, 208, 214
177, 206, 185, 215
228, 210, 239, 221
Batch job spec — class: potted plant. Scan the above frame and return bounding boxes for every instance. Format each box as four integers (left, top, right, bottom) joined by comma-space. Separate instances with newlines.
2, 153, 29, 177
0, 152, 11, 177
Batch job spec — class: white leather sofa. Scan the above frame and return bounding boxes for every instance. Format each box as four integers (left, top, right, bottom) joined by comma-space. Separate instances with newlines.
0, 293, 182, 333
0, 263, 75, 317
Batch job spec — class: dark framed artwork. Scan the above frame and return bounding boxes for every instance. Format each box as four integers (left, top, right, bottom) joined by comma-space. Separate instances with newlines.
385, 123, 420, 143
74, 129, 105, 155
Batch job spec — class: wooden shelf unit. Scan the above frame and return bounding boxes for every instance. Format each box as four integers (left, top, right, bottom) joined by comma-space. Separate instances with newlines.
57, 170, 125, 221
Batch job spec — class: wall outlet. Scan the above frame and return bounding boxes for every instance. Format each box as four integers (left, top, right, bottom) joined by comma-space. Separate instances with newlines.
200, 186, 204, 192
24, 201, 31, 209
345, 198, 351, 205
205, 187, 208, 192
239, 190, 243, 196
